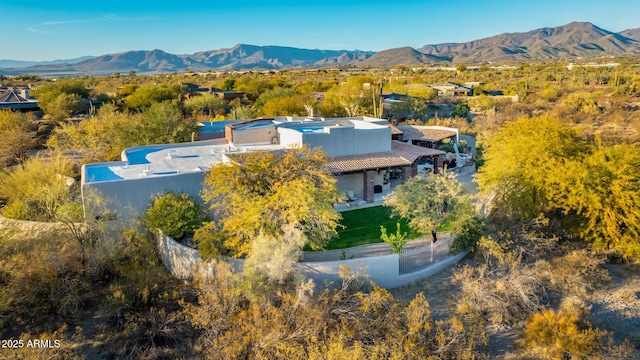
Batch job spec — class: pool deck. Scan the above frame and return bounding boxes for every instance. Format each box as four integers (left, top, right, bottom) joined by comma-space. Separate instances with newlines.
83, 140, 285, 183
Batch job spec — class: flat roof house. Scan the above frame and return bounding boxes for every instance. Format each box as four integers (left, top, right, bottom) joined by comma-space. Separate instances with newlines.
426, 82, 473, 97
81, 116, 447, 219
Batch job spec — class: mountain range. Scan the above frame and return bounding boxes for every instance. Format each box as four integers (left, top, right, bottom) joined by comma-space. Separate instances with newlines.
1, 22, 639, 76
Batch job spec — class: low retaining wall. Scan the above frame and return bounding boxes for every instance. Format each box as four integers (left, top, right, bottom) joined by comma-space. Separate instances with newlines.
156, 232, 243, 278
0, 215, 69, 239
157, 232, 468, 289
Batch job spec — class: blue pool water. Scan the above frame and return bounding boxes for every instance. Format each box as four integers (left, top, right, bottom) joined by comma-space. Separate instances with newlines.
242, 121, 274, 129
200, 128, 224, 134
300, 127, 324, 133
199, 120, 239, 134
85, 166, 123, 182
124, 147, 165, 165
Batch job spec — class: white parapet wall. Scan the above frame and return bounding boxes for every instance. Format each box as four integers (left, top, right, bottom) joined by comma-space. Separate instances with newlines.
156, 232, 468, 289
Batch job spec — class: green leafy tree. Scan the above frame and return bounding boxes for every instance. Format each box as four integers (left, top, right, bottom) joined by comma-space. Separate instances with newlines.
31, 78, 90, 112
43, 92, 86, 121
118, 83, 139, 98
384, 171, 474, 251
261, 95, 306, 116
199, 146, 342, 258
144, 193, 208, 241
253, 86, 296, 110
183, 93, 227, 117
132, 102, 199, 144
46, 104, 133, 163
389, 97, 427, 122
477, 116, 640, 259
453, 103, 471, 120
476, 116, 588, 218
319, 80, 373, 117
380, 222, 408, 253
233, 74, 271, 100
47, 103, 197, 163
229, 104, 255, 120
124, 84, 180, 110
549, 141, 640, 258
222, 78, 236, 90
450, 216, 487, 253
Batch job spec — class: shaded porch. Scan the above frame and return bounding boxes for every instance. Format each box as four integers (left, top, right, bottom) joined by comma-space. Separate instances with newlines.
329, 140, 445, 206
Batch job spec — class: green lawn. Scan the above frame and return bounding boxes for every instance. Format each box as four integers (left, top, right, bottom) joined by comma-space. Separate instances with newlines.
320, 206, 423, 250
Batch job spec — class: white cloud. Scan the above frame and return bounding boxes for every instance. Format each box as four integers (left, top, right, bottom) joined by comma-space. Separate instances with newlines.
27, 15, 158, 33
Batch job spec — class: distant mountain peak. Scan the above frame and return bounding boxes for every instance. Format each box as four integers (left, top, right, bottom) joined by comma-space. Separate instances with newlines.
417, 21, 640, 63
1, 21, 639, 76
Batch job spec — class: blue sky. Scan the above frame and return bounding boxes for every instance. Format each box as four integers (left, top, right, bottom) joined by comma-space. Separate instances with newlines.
2, 0, 639, 61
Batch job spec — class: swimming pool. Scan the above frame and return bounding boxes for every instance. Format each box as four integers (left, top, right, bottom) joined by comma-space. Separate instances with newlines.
85, 165, 123, 182
123, 147, 166, 165
300, 127, 324, 133
241, 121, 274, 129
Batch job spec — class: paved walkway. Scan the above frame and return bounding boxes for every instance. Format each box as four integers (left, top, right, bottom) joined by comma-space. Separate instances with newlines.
300, 233, 453, 262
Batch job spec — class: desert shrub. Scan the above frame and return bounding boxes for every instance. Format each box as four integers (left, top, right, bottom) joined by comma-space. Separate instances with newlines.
438, 142, 455, 153
6, 325, 85, 360
0, 227, 89, 335
144, 193, 208, 241
0, 156, 78, 221
44, 93, 86, 121
0, 200, 31, 220
562, 91, 601, 114
453, 103, 471, 122
193, 221, 232, 258
519, 299, 632, 360
450, 216, 487, 253
0, 110, 37, 166
453, 237, 544, 325
469, 94, 496, 111
540, 85, 561, 100
535, 250, 610, 298
104, 230, 191, 359
184, 262, 488, 359
522, 308, 604, 359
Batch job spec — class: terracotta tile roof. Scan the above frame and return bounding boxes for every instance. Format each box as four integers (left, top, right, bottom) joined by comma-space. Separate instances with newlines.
391, 140, 445, 162
327, 140, 444, 174
396, 126, 457, 142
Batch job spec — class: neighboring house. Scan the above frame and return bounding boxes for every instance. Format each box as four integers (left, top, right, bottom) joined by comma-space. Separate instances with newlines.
426, 82, 473, 97
81, 116, 446, 219
181, 82, 244, 101
381, 92, 409, 110
0, 87, 39, 111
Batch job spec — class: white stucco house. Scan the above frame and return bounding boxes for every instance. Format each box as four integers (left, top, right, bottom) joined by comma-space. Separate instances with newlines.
81, 116, 454, 219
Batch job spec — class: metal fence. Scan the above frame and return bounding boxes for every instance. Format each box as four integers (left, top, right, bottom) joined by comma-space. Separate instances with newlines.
399, 246, 434, 274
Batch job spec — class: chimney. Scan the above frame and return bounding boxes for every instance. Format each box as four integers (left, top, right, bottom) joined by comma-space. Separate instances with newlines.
20, 89, 29, 99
